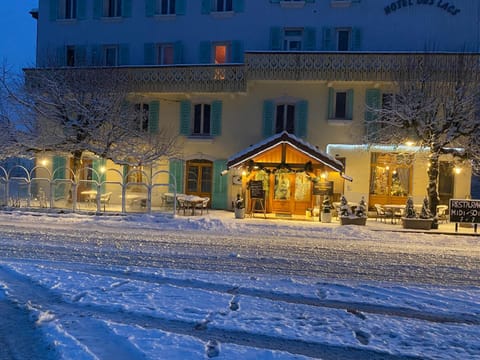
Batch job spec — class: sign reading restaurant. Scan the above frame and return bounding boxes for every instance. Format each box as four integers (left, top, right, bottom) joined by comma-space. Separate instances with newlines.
384, 0, 461, 16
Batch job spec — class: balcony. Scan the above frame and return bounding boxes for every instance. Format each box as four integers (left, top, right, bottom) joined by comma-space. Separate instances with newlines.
245, 52, 480, 82
25, 64, 247, 93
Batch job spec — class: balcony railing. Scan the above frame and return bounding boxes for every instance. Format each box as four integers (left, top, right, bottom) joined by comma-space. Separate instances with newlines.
245, 51, 480, 82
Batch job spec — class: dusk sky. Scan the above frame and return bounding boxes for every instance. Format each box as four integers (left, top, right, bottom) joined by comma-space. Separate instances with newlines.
0, 1, 38, 72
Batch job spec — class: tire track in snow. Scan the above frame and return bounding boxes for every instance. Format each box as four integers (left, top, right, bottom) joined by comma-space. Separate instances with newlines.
0, 265, 426, 360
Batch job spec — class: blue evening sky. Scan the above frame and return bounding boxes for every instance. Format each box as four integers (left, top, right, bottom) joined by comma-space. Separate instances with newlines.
0, 1, 38, 72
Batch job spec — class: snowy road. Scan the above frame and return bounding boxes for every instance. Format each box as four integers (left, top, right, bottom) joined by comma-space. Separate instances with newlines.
0, 212, 479, 359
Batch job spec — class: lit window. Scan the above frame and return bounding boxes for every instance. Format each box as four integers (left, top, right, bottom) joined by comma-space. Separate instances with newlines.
214, 45, 227, 64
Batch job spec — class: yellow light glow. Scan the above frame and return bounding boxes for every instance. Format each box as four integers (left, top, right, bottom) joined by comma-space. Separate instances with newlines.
40, 159, 48, 166
242, 171, 247, 176
100, 166, 106, 174
405, 141, 414, 147
454, 167, 461, 174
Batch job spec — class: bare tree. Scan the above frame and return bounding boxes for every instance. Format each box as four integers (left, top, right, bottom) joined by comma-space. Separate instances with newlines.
365, 53, 480, 215
2, 66, 180, 172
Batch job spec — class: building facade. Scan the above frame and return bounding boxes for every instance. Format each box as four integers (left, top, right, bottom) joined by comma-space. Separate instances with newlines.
29, 0, 479, 214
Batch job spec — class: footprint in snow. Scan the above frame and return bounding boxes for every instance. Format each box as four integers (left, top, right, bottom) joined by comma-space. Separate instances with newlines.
347, 308, 366, 320
355, 330, 370, 345
205, 340, 220, 358
229, 296, 239, 311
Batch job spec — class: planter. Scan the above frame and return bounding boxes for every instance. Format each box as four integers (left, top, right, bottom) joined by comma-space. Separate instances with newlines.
321, 212, 332, 223
234, 208, 245, 219
340, 216, 367, 226
401, 217, 433, 230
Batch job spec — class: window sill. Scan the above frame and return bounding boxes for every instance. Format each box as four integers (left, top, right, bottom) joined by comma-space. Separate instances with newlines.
330, 0, 352, 8
210, 11, 234, 19
100, 16, 124, 22
56, 18, 77, 24
154, 14, 177, 20
327, 118, 352, 125
280, 1, 306, 8
186, 135, 215, 142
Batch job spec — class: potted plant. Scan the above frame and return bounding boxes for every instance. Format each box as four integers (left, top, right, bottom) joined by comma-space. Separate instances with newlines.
339, 195, 367, 226
321, 196, 332, 223
234, 194, 245, 219
401, 196, 434, 230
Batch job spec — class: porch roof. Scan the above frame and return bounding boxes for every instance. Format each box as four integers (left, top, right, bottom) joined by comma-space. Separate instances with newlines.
227, 131, 344, 173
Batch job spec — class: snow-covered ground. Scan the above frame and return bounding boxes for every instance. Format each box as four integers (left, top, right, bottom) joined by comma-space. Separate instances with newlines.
0, 210, 479, 360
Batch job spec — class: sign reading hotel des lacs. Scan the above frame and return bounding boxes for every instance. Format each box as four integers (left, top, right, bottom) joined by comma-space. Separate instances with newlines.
384, 0, 461, 16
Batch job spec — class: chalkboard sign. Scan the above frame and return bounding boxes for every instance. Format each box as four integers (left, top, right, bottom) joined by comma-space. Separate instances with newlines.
313, 181, 333, 196
249, 180, 264, 199
449, 199, 480, 223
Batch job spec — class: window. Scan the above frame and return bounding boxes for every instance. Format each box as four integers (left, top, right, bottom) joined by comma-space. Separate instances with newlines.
59, 0, 77, 19
186, 160, 212, 196
214, 44, 228, 64
328, 88, 353, 120
104, 0, 122, 17
334, 92, 347, 118
66, 46, 76, 66
369, 153, 413, 198
104, 46, 118, 66
193, 104, 211, 135
337, 29, 350, 51
134, 104, 150, 132
275, 104, 295, 134
157, 0, 176, 15
284, 29, 303, 51
157, 44, 174, 65
214, 0, 233, 12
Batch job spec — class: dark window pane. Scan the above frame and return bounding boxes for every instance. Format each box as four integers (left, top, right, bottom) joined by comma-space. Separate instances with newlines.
187, 166, 199, 192
338, 30, 349, 51
201, 166, 212, 192
193, 104, 202, 134
335, 92, 347, 118
275, 105, 285, 133
203, 104, 211, 134
286, 104, 295, 133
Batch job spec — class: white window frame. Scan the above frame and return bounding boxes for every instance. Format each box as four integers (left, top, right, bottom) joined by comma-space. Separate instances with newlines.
275, 103, 296, 134
283, 28, 303, 51
156, 43, 175, 65
156, 0, 176, 15
104, 0, 122, 17
59, 0, 77, 19
192, 103, 212, 136
104, 46, 119, 66
214, 0, 233, 12
336, 28, 351, 51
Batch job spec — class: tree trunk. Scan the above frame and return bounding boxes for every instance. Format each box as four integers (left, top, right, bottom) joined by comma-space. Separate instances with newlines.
427, 152, 440, 216
72, 150, 83, 175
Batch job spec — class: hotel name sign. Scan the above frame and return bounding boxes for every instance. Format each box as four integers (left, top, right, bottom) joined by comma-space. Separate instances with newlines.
384, 0, 461, 16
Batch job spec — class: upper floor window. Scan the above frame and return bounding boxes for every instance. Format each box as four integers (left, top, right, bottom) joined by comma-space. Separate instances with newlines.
157, 44, 175, 65
322, 27, 361, 51
214, 44, 228, 64
66, 46, 76, 66
337, 29, 350, 51
134, 103, 150, 132
270, 27, 316, 51
328, 88, 354, 120
193, 104, 211, 135
215, 0, 233, 12
157, 0, 176, 15
276, 104, 296, 134
104, 0, 122, 17
59, 0, 77, 19
104, 46, 119, 66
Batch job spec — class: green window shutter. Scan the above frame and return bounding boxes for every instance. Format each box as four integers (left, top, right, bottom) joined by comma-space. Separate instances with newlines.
77, 0, 87, 20
91, 45, 102, 66
232, 41, 244, 63
327, 87, 335, 118
303, 27, 316, 51
270, 27, 283, 51
211, 101, 222, 136
201, 0, 211, 14
144, 43, 155, 65
322, 27, 333, 51
49, 0, 58, 21
352, 28, 362, 51
233, 0, 245, 12
174, 41, 183, 63
169, 159, 184, 193
149, 101, 160, 133
180, 100, 191, 135
346, 89, 354, 120
92, 158, 106, 192
145, 0, 155, 16
295, 100, 308, 138
76, 46, 87, 66
56, 46, 66, 67
119, 44, 130, 65
212, 160, 228, 209
262, 100, 275, 138
176, 0, 186, 15
93, 0, 102, 19
199, 41, 211, 63
52, 155, 66, 200
122, 0, 132, 17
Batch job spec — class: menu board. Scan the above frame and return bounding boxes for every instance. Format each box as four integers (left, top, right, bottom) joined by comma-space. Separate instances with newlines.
312, 181, 333, 196
449, 199, 480, 223
249, 180, 264, 199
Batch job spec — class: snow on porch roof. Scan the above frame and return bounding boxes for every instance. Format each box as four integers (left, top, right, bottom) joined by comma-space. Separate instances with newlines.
227, 131, 344, 173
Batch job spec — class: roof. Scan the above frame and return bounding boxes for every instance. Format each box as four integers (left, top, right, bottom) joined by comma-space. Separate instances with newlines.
227, 131, 344, 173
